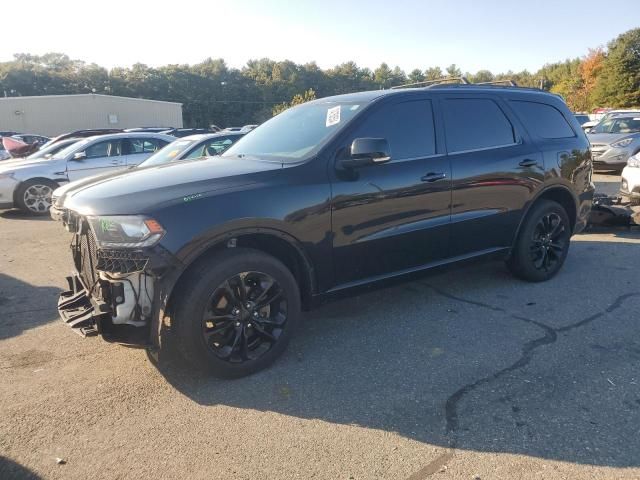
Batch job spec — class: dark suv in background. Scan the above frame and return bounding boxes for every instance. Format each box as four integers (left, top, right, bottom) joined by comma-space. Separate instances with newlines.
53, 83, 593, 377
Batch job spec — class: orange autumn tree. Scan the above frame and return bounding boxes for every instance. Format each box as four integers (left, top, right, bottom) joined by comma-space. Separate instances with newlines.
578, 48, 605, 111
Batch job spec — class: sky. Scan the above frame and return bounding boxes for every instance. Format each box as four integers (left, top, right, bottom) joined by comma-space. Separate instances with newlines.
2, 0, 639, 74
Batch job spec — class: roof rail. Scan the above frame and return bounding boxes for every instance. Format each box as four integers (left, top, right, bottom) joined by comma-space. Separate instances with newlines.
390, 76, 470, 89
474, 79, 518, 86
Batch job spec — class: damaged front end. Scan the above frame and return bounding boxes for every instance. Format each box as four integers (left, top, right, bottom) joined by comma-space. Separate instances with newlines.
55, 210, 171, 345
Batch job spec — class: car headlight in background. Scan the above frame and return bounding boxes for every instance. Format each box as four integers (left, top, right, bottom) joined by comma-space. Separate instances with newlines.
87, 216, 165, 248
611, 137, 634, 148
627, 154, 640, 168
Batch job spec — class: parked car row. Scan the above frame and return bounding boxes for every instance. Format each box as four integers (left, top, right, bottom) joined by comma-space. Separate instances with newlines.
0, 130, 246, 214
0, 124, 258, 161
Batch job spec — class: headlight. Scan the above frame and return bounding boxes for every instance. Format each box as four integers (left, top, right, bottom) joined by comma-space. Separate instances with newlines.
0, 172, 16, 180
627, 155, 640, 168
611, 137, 634, 148
87, 215, 165, 248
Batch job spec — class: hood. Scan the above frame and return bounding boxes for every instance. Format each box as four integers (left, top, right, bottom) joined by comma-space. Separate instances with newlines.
0, 156, 58, 172
587, 132, 639, 145
62, 156, 284, 215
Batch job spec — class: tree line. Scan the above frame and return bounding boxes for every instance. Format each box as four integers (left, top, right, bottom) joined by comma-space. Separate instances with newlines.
1, 28, 638, 128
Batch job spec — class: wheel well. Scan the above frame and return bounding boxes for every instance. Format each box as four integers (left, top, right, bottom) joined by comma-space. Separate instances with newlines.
13, 177, 60, 204
535, 187, 577, 231
166, 233, 315, 314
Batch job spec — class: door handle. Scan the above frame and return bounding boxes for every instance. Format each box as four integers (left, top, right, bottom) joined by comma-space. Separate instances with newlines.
519, 159, 538, 167
421, 172, 447, 182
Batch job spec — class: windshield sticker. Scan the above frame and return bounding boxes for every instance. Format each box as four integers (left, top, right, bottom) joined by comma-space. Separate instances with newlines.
326, 106, 341, 127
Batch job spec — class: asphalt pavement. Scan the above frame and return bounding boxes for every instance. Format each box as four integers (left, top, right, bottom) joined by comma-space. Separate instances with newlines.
1, 173, 639, 480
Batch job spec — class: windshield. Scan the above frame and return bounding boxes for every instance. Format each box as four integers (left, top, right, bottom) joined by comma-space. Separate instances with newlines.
26, 139, 77, 160
591, 117, 640, 134
222, 101, 365, 162
138, 139, 196, 167
51, 138, 91, 159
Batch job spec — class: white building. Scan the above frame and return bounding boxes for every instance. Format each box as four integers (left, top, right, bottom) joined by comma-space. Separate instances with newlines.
0, 94, 183, 136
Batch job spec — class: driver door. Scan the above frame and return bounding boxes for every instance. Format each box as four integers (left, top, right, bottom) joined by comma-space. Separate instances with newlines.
66, 139, 124, 181
330, 98, 452, 285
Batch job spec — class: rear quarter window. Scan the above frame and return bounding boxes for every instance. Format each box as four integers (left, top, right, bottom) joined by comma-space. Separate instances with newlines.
510, 100, 575, 139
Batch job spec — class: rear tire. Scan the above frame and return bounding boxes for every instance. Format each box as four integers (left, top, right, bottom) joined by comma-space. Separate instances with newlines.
15, 178, 58, 215
173, 248, 301, 378
507, 200, 571, 282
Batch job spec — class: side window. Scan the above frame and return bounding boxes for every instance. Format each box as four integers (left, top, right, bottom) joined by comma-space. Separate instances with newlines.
510, 101, 575, 139
204, 137, 234, 155
184, 137, 235, 159
84, 140, 120, 158
143, 139, 162, 153
443, 98, 516, 153
127, 139, 145, 154
352, 100, 436, 160
184, 143, 207, 159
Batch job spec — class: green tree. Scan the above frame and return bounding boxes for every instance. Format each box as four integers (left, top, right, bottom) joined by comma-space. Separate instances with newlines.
424, 66, 443, 80
272, 88, 317, 116
593, 28, 640, 107
446, 64, 462, 77
471, 70, 494, 83
408, 69, 425, 84
373, 63, 393, 88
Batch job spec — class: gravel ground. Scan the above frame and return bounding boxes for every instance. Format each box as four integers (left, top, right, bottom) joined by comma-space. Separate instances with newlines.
1, 174, 639, 480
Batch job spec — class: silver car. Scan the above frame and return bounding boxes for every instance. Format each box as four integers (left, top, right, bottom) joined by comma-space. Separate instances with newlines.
50, 132, 246, 210
587, 114, 640, 171
0, 132, 173, 214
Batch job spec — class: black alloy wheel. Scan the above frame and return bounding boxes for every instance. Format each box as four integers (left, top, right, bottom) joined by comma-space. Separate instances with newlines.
173, 248, 300, 378
507, 199, 571, 282
203, 271, 287, 363
529, 212, 566, 272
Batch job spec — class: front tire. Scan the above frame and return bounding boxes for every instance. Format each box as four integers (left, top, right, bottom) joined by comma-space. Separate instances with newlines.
15, 178, 58, 215
173, 248, 301, 378
507, 200, 571, 282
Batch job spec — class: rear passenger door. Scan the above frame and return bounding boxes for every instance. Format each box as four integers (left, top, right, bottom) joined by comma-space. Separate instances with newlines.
440, 95, 544, 257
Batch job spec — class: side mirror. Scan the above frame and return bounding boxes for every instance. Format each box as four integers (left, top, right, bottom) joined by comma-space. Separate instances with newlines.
340, 138, 391, 169
72, 151, 87, 161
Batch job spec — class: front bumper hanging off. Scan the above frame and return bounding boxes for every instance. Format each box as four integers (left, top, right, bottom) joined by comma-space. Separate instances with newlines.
57, 274, 108, 337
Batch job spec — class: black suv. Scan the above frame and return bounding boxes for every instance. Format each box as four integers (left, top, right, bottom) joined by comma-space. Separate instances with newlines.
52, 85, 594, 377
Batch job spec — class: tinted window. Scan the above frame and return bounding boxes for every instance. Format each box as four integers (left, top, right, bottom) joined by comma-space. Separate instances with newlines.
352, 100, 436, 159
84, 140, 120, 158
125, 138, 163, 154
443, 98, 515, 152
511, 101, 575, 139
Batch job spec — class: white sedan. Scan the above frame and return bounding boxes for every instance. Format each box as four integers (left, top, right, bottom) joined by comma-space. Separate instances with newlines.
620, 152, 640, 205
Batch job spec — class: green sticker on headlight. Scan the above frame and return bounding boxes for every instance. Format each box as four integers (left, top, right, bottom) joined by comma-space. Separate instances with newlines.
100, 218, 115, 232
